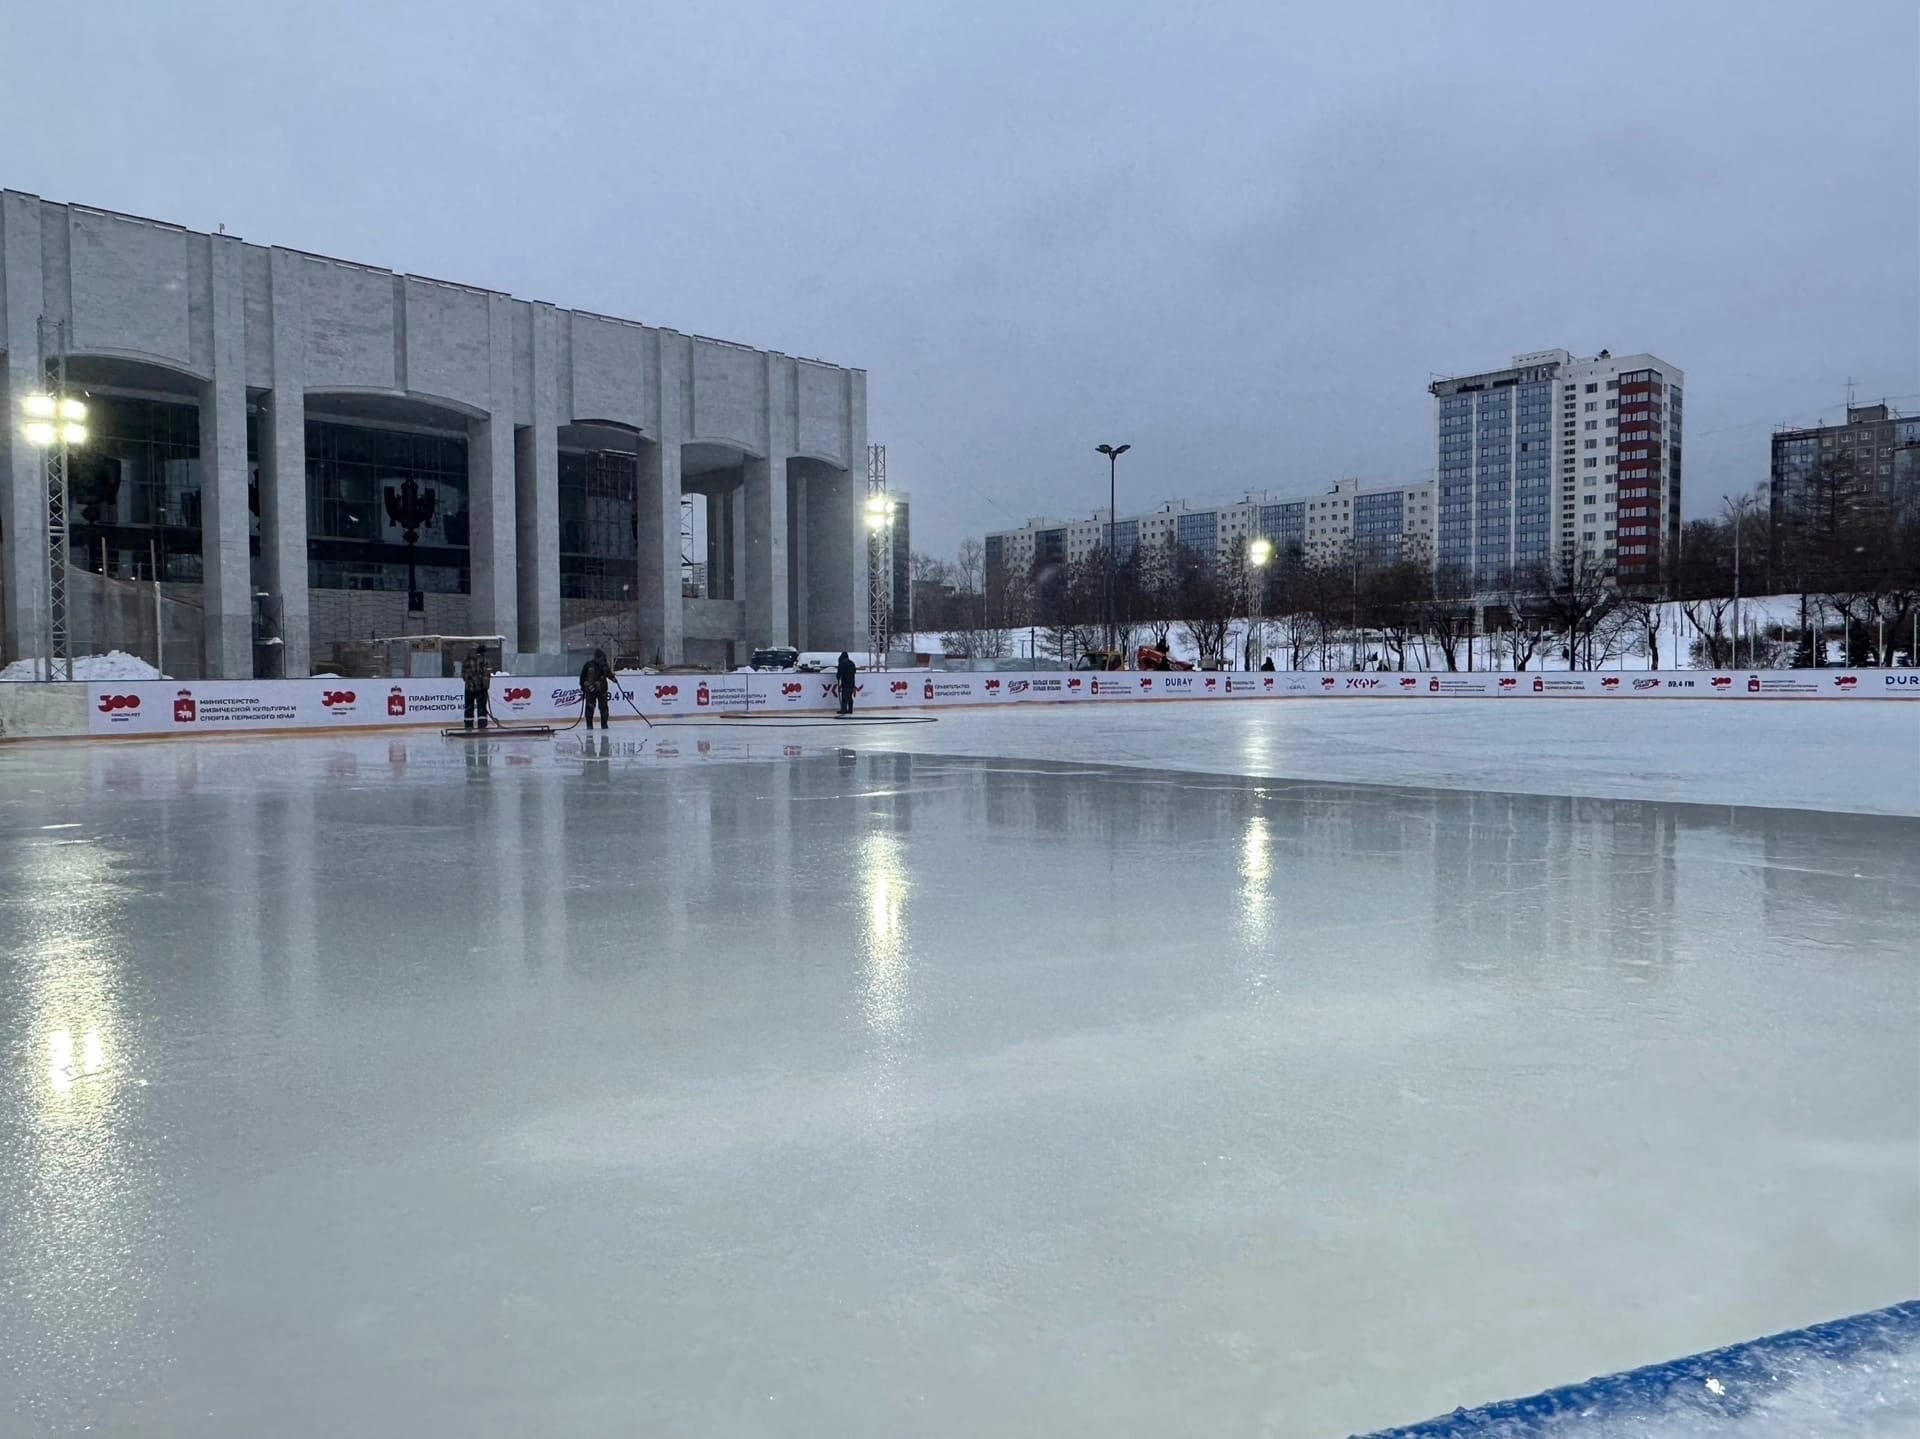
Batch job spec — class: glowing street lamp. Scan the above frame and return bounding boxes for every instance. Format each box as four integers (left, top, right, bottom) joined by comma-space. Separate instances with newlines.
1245, 537, 1274, 670
19, 393, 86, 448
864, 493, 895, 529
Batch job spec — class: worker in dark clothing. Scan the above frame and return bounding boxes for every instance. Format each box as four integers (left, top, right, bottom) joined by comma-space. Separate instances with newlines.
579, 648, 613, 729
1260, 656, 1276, 671
836, 651, 857, 716
462, 646, 493, 731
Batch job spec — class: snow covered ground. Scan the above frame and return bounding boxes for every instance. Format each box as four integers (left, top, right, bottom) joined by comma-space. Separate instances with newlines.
0, 705, 1914, 1436
0, 649, 165, 682
902, 593, 1895, 672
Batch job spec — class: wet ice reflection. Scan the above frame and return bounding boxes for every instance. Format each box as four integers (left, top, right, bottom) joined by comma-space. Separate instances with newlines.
0, 733, 1913, 1438
860, 830, 910, 1043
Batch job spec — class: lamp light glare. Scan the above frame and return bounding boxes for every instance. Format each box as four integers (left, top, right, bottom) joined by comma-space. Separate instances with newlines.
21, 393, 56, 420
22, 420, 56, 447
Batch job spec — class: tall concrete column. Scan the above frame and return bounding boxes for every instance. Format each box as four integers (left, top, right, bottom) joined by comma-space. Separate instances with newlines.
1, 193, 46, 666
467, 415, 517, 666
805, 465, 858, 651
742, 455, 788, 646
635, 439, 683, 666
788, 467, 809, 645
468, 294, 519, 667
198, 232, 252, 677
261, 248, 310, 677
515, 303, 560, 659
728, 479, 748, 608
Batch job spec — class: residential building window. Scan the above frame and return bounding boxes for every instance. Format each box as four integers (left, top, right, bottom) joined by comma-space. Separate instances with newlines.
1585, 420, 1598, 431
1585, 439, 1597, 449
1585, 458, 1598, 468
1585, 383, 1598, 394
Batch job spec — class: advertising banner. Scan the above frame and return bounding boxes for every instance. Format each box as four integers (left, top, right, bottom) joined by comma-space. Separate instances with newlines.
82, 665, 1918, 736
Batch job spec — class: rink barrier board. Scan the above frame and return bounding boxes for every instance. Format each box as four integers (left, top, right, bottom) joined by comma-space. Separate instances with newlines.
39, 667, 1920, 738
1355, 1299, 1920, 1436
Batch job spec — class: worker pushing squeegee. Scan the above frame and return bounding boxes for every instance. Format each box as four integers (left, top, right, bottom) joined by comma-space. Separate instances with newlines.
461, 644, 494, 731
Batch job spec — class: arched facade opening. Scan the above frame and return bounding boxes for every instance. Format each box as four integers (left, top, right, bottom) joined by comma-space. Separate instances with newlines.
299, 391, 484, 666
63, 356, 229, 585
556, 421, 645, 659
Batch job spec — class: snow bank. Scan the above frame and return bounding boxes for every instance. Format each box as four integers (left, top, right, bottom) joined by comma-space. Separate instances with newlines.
0, 650, 167, 682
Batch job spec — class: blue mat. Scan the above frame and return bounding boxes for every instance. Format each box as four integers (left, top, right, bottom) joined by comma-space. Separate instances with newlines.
1359, 1301, 1920, 1436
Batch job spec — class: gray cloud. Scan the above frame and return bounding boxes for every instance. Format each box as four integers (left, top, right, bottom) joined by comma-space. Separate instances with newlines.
8, 0, 1914, 555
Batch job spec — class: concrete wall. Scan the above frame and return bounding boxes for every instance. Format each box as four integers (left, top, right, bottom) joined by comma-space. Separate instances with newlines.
306, 590, 476, 660
0, 191, 867, 681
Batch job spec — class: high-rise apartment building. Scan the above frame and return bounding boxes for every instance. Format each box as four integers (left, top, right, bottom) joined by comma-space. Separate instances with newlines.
1770, 404, 1920, 568
1431, 349, 1683, 591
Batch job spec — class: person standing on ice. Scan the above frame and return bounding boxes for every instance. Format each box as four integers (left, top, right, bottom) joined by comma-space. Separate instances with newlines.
462, 645, 493, 731
579, 648, 613, 730
836, 651, 857, 716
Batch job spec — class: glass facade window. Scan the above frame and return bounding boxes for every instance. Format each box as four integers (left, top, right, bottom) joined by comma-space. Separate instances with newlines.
306, 420, 469, 592
65, 392, 222, 583
1352, 490, 1405, 565
558, 448, 638, 600
1175, 510, 1217, 559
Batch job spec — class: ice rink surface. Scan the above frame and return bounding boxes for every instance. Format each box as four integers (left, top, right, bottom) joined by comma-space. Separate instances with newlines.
1, 699, 1916, 1436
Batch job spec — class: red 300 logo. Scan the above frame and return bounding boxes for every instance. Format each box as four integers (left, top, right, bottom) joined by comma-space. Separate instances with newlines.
502, 687, 532, 703
654, 684, 680, 700
97, 693, 142, 714
322, 690, 358, 709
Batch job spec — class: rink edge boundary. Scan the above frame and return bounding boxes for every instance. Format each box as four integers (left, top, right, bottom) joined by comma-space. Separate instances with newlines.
10, 686, 1920, 745
1355, 1299, 1920, 1436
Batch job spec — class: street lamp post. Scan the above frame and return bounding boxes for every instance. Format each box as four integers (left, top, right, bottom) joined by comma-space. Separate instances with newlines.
383, 477, 438, 615
1247, 537, 1272, 668
19, 319, 88, 682
1095, 443, 1130, 659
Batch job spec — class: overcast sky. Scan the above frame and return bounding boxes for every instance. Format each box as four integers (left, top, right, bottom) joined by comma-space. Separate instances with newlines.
10, 1, 1916, 556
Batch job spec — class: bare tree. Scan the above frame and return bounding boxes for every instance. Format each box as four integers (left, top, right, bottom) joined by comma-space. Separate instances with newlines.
1418, 564, 1476, 671
910, 551, 953, 586
1618, 597, 1663, 670
1176, 542, 1247, 670
953, 538, 986, 595
1526, 557, 1621, 670
1357, 557, 1428, 670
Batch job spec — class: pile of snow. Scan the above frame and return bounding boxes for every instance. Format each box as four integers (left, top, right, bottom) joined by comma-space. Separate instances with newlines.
0, 650, 167, 682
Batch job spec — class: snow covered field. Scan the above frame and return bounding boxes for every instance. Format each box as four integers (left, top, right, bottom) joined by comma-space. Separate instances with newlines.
1, 704, 1914, 1436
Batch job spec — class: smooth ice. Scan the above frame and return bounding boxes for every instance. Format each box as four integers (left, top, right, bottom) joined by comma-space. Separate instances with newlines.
1, 701, 1916, 1437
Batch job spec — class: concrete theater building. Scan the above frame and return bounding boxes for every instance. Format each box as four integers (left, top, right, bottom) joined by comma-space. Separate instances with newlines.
1, 191, 868, 677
